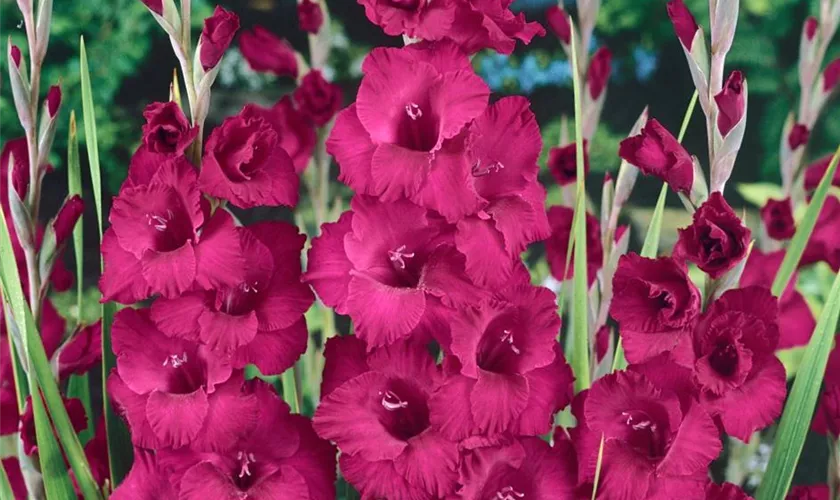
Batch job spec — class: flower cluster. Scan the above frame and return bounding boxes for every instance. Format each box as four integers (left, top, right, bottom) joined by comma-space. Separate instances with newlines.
103, 5, 338, 498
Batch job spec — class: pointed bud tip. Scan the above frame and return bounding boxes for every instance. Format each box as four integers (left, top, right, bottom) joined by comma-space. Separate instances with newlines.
139, 0, 163, 16
9, 44, 21, 67
298, 0, 324, 34
787, 123, 810, 150
545, 5, 571, 45
53, 195, 84, 246
805, 17, 818, 41
46, 85, 61, 118
587, 47, 612, 100
666, 0, 700, 50
823, 58, 840, 92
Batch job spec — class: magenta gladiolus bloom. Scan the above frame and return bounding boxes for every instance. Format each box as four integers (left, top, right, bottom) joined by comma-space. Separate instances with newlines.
610, 254, 701, 363
545, 5, 571, 44
548, 141, 589, 186
199, 6, 239, 71
141, 101, 198, 156
293, 70, 343, 127
760, 197, 796, 240
787, 485, 830, 500
714, 71, 746, 137
455, 96, 550, 287
327, 42, 490, 221
151, 221, 313, 375
305, 196, 487, 348
667, 0, 700, 50
587, 47, 612, 100
200, 109, 299, 209
456, 437, 578, 499
241, 97, 316, 174
100, 158, 244, 302
239, 26, 298, 78
706, 482, 754, 499
149, 381, 336, 499
430, 284, 574, 439
802, 196, 840, 271
618, 118, 694, 195
315, 336, 459, 499
788, 123, 810, 150
21, 396, 87, 455
572, 372, 721, 500
674, 287, 786, 440
107, 308, 242, 449
358, 0, 456, 40
448, 0, 545, 55
673, 192, 751, 279
109, 449, 177, 499
803, 153, 840, 191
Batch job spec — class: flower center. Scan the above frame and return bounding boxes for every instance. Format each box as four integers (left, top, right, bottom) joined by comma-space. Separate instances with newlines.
710, 340, 739, 377
395, 99, 438, 152
477, 311, 523, 374
216, 281, 261, 316
471, 160, 505, 177
388, 244, 415, 270
390, 0, 421, 10
237, 451, 256, 479
376, 379, 430, 441
620, 410, 665, 459
162, 352, 188, 368
405, 102, 423, 121
146, 210, 173, 233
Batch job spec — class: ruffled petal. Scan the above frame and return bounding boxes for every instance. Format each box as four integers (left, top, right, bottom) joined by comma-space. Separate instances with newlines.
145, 389, 209, 448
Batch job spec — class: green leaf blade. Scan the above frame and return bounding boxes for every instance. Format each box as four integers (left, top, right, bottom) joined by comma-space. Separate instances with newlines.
80, 36, 133, 487
756, 268, 840, 500
31, 386, 77, 500
771, 146, 840, 297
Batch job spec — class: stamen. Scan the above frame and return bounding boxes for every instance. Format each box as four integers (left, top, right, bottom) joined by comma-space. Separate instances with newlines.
162, 352, 188, 368
236, 451, 256, 478
405, 102, 423, 120
145, 209, 173, 232
388, 245, 415, 270
500, 329, 521, 355
380, 390, 409, 411
495, 486, 526, 500
240, 281, 259, 294
471, 160, 505, 177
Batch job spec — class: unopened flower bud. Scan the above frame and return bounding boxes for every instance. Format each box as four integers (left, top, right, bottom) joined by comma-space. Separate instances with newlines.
298, 0, 324, 34
46, 84, 61, 118
788, 123, 810, 150
198, 6, 240, 71
53, 195, 84, 247
139, 0, 163, 15
667, 0, 700, 50
714, 70, 745, 136
546, 6, 572, 45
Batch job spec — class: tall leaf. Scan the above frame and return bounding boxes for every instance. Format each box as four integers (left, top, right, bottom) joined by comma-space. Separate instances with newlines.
771, 146, 840, 296
80, 36, 132, 486
0, 211, 102, 500
569, 25, 591, 392
31, 386, 77, 500
611, 91, 698, 371
0, 460, 14, 500
65, 111, 94, 444
756, 268, 840, 500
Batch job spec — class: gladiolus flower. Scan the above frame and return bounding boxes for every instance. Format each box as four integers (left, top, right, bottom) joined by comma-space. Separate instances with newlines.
305, 196, 487, 348
618, 118, 694, 195
315, 336, 459, 499
675, 287, 786, 440
240, 97, 315, 174
545, 5, 571, 44
456, 438, 578, 499
100, 157, 245, 302
760, 197, 795, 240
788, 123, 810, 150
107, 308, 250, 450
298, 0, 324, 33
714, 71, 745, 136
151, 221, 313, 375
430, 284, 574, 439
200, 109, 299, 208
141, 101, 198, 156
293, 70, 343, 127
59, 322, 103, 380
199, 6, 240, 71
456, 96, 550, 287
673, 192, 751, 279
327, 42, 489, 221
109, 449, 178, 499
156, 381, 336, 499
667, 0, 700, 50
610, 253, 701, 363
787, 485, 830, 500
706, 482, 754, 499
548, 141, 588, 186
239, 26, 298, 78
571, 371, 721, 500
359, 0, 457, 41
448, 0, 545, 55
